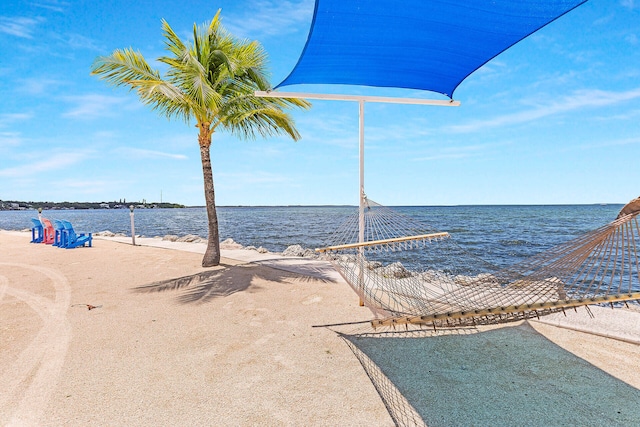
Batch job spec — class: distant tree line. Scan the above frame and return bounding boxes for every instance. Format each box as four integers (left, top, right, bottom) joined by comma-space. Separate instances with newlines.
0, 200, 185, 210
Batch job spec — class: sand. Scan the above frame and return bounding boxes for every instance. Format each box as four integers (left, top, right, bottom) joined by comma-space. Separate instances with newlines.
0, 231, 393, 426
2, 230, 640, 426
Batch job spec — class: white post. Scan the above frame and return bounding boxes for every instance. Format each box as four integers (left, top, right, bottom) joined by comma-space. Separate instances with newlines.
359, 99, 365, 246
358, 99, 365, 306
129, 205, 136, 246
37, 207, 43, 243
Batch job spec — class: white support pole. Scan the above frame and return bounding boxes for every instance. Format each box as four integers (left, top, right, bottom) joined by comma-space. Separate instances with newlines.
359, 99, 365, 247
358, 99, 365, 306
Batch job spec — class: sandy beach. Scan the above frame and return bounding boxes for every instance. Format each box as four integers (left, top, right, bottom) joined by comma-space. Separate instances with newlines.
2, 229, 640, 426
0, 231, 393, 426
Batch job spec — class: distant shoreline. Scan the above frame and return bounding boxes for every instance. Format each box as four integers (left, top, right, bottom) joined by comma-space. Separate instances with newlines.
216, 203, 622, 208
1, 201, 624, 211
0, 200, 185, 211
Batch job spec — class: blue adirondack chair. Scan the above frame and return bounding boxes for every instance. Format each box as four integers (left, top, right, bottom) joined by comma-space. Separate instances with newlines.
61, 220, 92, 249
53, 219, 67, 247
30, 218, 43, 243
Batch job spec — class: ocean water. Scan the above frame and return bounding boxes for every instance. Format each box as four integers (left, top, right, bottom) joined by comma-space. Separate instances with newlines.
0, 204, 623, 268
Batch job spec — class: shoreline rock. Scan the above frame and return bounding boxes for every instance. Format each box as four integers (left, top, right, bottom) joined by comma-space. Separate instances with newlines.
282, 244, 318, 259
93, 232, 325, 260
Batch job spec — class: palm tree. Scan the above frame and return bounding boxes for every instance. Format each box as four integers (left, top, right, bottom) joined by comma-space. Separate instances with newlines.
91, 11, 310, 267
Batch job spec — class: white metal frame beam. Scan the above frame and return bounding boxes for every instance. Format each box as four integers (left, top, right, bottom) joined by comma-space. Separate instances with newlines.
254, 91, 460, 106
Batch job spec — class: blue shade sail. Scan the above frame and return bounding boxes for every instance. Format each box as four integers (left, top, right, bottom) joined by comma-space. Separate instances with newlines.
277, 0, 587, 98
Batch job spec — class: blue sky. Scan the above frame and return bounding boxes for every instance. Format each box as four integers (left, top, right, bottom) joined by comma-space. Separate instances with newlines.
1, 0, 639, 206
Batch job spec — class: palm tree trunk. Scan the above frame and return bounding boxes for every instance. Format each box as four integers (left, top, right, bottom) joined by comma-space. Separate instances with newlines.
199, 130, 221, 267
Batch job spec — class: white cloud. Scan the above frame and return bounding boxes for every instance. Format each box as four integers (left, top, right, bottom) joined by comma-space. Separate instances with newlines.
47, 31, 104, 52
93, 130, 119, 139
64, 33, 103, 51
447, 88, 640, 133
155, 133, 197, 150
0, 131, 24, 147
62, 94, 136, 119
115, 147, 188, 160
0, 16, 43, 38
30, 0, 69, 13
50, 178, 116, 193
410, 152, 470, 162
580, 135, 640, 150
594, 108, 640, 121
225, 1, 314, 38
218, 170, 289, 184
0, 113, 33, 128
304, 133, 357, 150
410, 141, 509, 162
0, 151, 88, 177
18, 77, 66, 95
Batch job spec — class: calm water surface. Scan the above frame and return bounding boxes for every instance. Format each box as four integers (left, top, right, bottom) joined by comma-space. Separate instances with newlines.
0, 204, 623, 268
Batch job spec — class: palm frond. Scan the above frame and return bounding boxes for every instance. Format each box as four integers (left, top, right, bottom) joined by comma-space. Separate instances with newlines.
91, 48, 199, 122
90, 48, 161, 87
161, 19, 188, 60
128, 79, 194, 121
221, 93, 309, 141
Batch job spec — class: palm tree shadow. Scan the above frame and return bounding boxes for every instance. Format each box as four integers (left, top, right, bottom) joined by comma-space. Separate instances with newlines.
252, 258, 338, 284
132, 262, 333, 304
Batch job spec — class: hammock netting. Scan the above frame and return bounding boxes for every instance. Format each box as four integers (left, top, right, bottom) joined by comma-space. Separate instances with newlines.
317, 197, 640, 329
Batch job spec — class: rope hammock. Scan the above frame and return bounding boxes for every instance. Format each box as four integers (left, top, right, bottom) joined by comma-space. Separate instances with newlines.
317, 196, 640, 329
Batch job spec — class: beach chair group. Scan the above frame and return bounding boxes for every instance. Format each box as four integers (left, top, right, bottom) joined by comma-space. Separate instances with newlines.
30, 218, 92, 248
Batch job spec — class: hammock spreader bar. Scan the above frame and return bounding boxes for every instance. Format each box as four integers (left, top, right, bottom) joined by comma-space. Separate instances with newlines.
315, 232, 450, 253
371, 292, 640, 328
